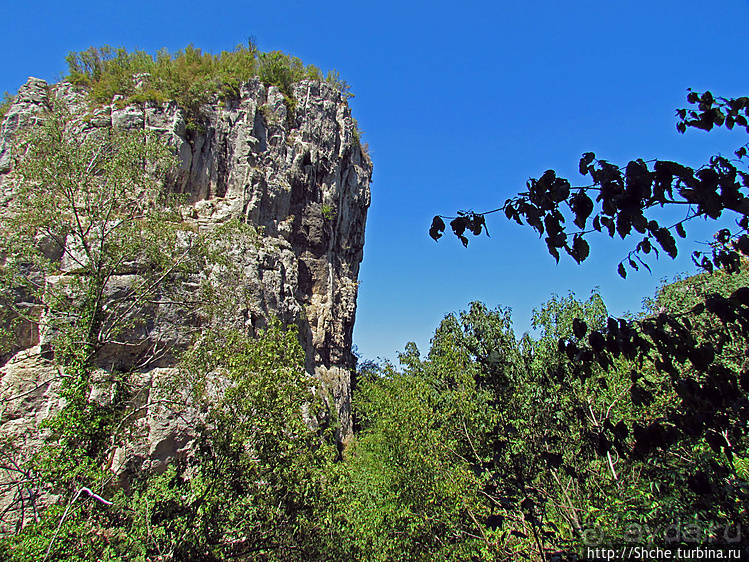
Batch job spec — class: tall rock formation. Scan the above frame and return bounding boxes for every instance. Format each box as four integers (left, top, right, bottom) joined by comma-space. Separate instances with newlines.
0, 75, 371, 487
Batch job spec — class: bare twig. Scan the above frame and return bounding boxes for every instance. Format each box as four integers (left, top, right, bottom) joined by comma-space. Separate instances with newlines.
43, 487, 112, 562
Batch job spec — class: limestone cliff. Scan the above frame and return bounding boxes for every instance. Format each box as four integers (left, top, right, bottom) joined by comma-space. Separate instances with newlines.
0, 75, 371, 485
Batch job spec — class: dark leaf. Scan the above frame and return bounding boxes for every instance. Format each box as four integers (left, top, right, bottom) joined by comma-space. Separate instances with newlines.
736, 234, 749, 256
570, 235, 589, 264
565, 341, 579, 361
589, 331, 605, 353
557, 338, 567, 353
579, 152, 595, 175
688, 344, 715, 371
613, 421, 629, 440
731, 286, 749, 306
550, 177, 571, 203
596, 432, 610, 456
520, 498, 535, 512
468, 213, 486, 236
541, 452, 563, 469
429, 216, 446, 241
654, 228, 678, 259
573, 318, 587, 340
630, 384, 654, 406
706, 294, 735, 323
618, 262, 627, 278
571, 192, 594, 229
548, 243, 560, 263
616, 214, 632, 239
705, 431, 727, 454
687, 471, 711, 495
601, 216, 616, 237
450, 216, 468, 238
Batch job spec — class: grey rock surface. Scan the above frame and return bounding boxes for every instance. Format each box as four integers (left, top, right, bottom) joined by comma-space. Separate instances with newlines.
0, 76, 371, 496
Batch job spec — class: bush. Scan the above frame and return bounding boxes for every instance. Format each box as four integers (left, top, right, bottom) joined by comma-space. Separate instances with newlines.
64, 43, 349, 126
0, 92, 14, 121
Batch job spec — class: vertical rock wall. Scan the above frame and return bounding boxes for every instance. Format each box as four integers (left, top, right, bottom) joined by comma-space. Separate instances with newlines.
0, 75, 371, 465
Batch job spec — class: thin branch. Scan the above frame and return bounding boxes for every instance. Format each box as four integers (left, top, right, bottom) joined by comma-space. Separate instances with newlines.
43, 487, 112, 562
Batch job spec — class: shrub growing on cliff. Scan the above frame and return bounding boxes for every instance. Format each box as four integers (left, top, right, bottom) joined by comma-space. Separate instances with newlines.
0, 104, 200, 540
0, 323, 341, 562
156, 324, 339, 560
0, 92, 13, 121
64, 42, 351, 122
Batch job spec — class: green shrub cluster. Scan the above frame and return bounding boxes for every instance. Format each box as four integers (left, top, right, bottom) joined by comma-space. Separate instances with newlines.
342, 268, 749, 559
0, 92, 13, 121
64, 43, 352, 126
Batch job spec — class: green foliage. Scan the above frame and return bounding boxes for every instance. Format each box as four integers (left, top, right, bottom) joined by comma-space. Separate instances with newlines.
425, 86, 749, 556
343, 274, 749, 558
321, 204, 336, 221
0, 104, 199, 549
0, 42, 367, 561
0, 91, 14, 121
64, 43, 351, 128
2, 323, 341, 562
3, 104, 188, 363
0, 97, 352, 561
343, 343, 496, 561
150, 323, 339, 560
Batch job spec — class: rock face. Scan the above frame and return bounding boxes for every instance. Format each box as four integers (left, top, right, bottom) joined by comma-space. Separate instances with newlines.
0, 77, 371, 488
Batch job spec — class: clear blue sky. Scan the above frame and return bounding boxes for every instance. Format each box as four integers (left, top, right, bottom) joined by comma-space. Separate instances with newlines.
2, 0, 748, 362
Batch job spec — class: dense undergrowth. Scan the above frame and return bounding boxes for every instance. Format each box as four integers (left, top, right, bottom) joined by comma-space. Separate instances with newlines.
2, 231, 745, 561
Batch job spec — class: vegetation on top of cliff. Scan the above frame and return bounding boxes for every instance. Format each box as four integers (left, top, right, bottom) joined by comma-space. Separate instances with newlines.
64, 42, 352, 119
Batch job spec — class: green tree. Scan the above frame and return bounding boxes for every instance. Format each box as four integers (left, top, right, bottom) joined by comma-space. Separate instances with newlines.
430, 89, 749, 552
345, 278, 749, 559
144, 324, 339, 561
343, 333, 501, 560
0, 104, 204, 540
1, 323, 341, 562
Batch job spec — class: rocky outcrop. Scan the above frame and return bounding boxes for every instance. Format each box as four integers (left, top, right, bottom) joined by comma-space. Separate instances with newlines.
0, 76, 371, 489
